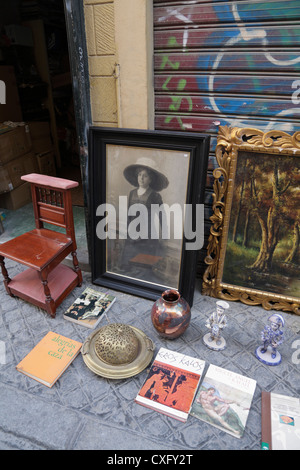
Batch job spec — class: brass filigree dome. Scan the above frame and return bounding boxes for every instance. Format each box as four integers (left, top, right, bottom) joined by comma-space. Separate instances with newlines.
94, 323, 139, 365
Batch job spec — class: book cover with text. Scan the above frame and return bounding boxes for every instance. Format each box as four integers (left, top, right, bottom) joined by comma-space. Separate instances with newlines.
64, 287, 116, 328
16, 332, 82, 387
261, 391, 300, 450
191, 364, 256, 438
135, 347, 205, 422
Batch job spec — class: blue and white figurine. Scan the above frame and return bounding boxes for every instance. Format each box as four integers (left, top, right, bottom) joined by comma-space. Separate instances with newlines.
203, 300, 229, 351
255, 313, 285, 366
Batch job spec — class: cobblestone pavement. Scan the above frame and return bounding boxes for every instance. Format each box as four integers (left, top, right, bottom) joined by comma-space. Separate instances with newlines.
0, 259, 299, 451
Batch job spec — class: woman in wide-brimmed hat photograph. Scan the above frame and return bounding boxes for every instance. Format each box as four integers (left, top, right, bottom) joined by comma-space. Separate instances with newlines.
121, 157, 169, 276
105, 144, 190, 287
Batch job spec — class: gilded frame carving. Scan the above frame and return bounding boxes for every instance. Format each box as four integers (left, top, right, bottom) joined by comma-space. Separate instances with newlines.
203, 126, 300, 315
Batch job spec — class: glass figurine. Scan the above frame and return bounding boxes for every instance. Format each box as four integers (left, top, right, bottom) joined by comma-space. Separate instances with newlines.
203, 300, 229, 351
255, 313, 285, 366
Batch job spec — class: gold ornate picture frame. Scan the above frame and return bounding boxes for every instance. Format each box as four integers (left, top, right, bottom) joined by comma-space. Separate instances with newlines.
203, 126, 300, 315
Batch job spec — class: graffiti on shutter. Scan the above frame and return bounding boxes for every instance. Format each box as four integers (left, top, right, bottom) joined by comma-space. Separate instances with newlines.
153, 0, 300, 276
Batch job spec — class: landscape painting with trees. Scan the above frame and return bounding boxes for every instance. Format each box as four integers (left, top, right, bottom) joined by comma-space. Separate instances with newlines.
222, 150, 300, 299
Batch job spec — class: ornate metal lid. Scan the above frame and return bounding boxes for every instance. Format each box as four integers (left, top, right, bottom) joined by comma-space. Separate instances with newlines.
81, 323, 155, 379
94, 323, 139, 365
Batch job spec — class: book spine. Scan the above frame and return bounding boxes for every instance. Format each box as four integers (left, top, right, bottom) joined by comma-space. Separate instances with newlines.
261, 391, 272, 450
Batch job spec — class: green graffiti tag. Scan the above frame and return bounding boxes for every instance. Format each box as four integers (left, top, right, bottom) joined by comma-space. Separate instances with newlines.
160, 36, 193, 129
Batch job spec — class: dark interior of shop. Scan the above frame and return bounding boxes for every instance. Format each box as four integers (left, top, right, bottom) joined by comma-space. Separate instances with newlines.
0, 0, 83, 207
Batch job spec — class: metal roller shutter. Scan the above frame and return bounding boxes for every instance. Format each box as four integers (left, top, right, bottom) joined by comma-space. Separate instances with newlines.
153, 0, 300, 278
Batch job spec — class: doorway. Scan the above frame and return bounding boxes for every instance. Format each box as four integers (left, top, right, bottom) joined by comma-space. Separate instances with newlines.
0, 0, 84, 206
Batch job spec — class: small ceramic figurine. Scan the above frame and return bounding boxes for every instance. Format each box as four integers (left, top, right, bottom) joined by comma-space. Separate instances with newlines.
255, 313, 285, 366
203, 300, 229, 351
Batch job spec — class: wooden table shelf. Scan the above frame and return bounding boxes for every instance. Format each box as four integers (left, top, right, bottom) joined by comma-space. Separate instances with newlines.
8, 264, 79, 312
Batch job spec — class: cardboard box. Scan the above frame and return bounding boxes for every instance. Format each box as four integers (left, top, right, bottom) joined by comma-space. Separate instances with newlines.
36, 151, 56, 176
23, 151, 40, 175
27, 121, 53, 155
0, 160, 24, 193
32, 137, 53, 155
0, 151, 39, 194
0, 182, 32, 210
0, 125, 32, 164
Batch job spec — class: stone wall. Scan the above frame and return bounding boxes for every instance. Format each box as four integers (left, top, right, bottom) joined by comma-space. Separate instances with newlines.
83, 0, 154, 129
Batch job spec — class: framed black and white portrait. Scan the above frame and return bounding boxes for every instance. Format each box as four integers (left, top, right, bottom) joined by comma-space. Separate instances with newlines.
89, 127, 210, 306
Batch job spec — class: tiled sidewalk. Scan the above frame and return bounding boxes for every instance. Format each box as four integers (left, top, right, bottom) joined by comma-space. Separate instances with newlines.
0, 259, 299, 450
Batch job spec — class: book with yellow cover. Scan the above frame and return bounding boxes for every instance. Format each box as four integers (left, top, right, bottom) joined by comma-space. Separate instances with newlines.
16, 332, 82, 387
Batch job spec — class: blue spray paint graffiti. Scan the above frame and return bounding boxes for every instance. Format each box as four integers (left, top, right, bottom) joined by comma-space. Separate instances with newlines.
195, 2, 300, 131
154, 0, 300, 133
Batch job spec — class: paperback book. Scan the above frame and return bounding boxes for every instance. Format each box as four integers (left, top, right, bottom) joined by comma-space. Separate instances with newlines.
261, 391, 300, 450
16, 332, 82, 387
63, 287, 116, 328
135, 347, 205, 422
190, 364, 256, 438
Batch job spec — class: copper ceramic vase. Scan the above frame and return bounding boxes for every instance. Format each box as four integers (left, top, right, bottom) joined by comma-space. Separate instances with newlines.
151, 289, 191, 339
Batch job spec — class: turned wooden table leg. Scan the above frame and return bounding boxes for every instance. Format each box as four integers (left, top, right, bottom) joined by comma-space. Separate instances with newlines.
0, 256, 12, 295
71, 250, 82, 286
39, 271, 56, 318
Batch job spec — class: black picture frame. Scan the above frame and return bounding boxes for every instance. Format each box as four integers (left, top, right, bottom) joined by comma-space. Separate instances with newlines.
88, 127, 210, 307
